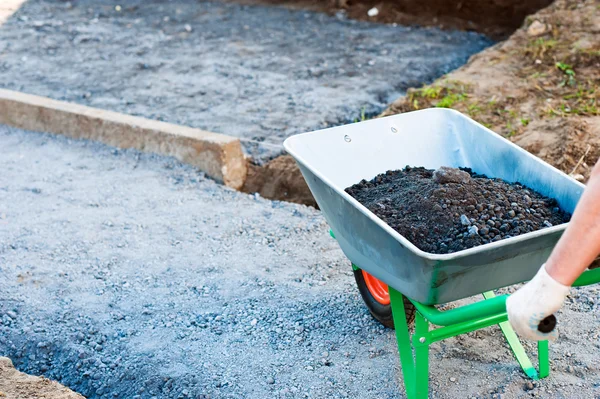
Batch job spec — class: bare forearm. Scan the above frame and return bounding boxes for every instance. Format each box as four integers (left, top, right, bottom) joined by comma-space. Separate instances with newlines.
546, 161, 600, 285
507, 160, 600, 340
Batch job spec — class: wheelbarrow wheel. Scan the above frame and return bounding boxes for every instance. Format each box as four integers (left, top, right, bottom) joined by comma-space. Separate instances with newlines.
353, 267, 416, 329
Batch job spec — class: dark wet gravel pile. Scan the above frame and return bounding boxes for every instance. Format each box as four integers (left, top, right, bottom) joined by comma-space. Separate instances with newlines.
346, 166, 571, 254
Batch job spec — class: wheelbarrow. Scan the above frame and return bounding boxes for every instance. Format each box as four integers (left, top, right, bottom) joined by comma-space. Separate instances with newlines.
283, 108, 600, 398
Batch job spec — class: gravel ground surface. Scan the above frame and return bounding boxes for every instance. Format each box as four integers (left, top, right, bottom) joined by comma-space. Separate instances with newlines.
2, 125, 600, 399
0, 0, 492, 162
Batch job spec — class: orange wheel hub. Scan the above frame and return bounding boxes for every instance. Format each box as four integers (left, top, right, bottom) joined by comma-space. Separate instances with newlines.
362, 270, 390, 305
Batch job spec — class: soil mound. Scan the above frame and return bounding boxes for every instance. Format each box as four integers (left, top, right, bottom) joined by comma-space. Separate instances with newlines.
346, 166, 571, 254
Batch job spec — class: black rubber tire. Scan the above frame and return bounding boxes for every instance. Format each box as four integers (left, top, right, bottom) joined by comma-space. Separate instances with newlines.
353, 267, 416, 329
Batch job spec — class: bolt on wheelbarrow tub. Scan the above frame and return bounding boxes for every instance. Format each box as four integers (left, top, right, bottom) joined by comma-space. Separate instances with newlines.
284, 108, 585, 305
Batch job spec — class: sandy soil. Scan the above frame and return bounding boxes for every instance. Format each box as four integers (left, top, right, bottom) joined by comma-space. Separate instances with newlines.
382, 0, 600, 183
0, 357, 83, 399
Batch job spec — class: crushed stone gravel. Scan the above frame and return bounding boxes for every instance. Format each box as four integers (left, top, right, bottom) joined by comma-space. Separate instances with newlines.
1, 125, 599, 398
0, 0, 492, 162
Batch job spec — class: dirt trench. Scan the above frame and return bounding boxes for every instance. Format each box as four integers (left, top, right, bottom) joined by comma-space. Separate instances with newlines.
231, 0, 554, 39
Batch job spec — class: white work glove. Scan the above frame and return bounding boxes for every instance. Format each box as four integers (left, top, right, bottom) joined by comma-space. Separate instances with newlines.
506, 264, 570, 341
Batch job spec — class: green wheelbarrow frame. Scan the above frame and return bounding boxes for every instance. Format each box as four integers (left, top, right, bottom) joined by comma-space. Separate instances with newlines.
377, 266, 599, 399
335, 230, 600, 399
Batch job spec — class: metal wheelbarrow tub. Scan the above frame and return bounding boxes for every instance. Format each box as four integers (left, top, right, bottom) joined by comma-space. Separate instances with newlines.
284, 108, 585, 305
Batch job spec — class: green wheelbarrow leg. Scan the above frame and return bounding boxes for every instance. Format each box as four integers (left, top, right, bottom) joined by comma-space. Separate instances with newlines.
483, 291, 549, 380
413, 312, 430, 398
538, 340, 550, 378
388, 288, 550, 399
389, 287, 430, 399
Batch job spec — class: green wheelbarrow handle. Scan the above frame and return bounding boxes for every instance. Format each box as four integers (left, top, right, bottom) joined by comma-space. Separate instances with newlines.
538, 267, 600, 333
409, 267, 600, 331
573, 267, 600, 287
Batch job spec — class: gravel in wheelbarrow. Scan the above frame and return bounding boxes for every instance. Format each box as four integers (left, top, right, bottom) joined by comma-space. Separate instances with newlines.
346, 166, 572, 254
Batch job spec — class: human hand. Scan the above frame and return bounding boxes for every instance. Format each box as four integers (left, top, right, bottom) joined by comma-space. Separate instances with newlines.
506, 264, 570, 341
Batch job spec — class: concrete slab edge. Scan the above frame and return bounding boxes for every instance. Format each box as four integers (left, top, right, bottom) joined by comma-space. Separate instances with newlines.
0, 88, 247, 189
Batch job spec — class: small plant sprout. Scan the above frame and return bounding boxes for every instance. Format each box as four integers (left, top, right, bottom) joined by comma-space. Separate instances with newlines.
556, 62, 576, 86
